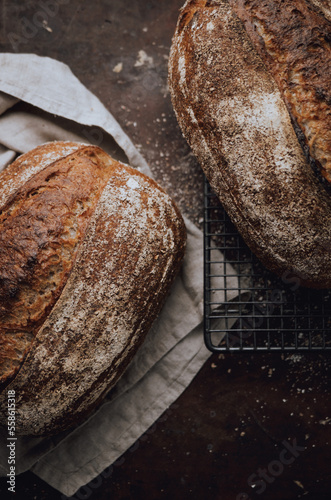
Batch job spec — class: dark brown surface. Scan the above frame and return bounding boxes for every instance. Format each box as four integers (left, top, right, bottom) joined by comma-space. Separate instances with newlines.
0, 1, 330, 499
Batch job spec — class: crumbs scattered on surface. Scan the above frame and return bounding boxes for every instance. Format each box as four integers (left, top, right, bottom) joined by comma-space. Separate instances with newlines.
134, 50, 154, 68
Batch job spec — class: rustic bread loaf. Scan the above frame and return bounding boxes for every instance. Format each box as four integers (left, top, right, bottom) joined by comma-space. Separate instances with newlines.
169, 0, 331, 288
0, 142, 186, 435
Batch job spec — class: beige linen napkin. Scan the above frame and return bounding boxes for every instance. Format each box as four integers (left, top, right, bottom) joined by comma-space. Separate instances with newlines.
0, 53, 239, 497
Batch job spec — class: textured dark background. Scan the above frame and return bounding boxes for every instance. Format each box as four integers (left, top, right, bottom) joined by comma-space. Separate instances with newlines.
0, 1, 330, 499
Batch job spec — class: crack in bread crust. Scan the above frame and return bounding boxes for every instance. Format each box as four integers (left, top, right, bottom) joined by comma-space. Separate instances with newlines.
229, 0, 331, 183
0, 147, 116, 386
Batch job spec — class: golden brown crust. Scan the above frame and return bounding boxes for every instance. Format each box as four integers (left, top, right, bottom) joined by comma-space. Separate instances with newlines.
0, 146, 117, 386
0, 142, 186, 435
169, 0, 331, 288
0, 141, 83, 208
229, 0, 331, 183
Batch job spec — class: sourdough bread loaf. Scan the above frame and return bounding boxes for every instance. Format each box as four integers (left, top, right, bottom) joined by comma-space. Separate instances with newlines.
169, 0, 331, 288
0, 142, 186, 435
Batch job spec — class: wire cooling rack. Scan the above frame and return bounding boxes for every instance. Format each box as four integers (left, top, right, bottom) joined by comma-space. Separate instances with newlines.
204, 178, 331, 352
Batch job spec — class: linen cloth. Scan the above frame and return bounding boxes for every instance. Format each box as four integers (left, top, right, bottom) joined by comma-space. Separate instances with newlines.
0, 53, 239, 497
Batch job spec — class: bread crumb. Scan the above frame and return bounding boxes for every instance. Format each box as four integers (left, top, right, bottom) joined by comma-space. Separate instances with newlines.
113, 62, 123, 73
134, 50, 153, 68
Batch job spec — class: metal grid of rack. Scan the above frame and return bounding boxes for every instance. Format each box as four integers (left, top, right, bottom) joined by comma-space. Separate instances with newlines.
204, 178, 331, 352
